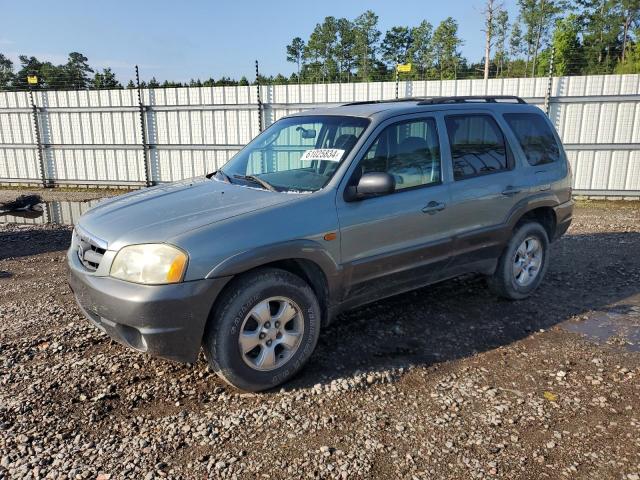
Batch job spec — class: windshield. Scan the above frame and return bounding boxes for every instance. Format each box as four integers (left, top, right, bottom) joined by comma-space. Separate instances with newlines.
218, 115, 370, 192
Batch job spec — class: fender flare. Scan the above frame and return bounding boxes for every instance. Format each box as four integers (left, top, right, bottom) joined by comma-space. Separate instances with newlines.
205, 239, 343, 300
504, 192, 560, 231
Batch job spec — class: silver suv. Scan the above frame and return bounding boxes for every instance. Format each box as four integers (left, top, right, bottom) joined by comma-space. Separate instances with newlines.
68, 96, 573, 391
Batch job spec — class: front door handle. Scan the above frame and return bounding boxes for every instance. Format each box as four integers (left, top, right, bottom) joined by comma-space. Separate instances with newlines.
422, 201, 446, 214
502, 186, 522, 196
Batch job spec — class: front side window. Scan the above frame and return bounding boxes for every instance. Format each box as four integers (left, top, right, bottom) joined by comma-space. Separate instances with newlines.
359, 118, 441, 190
219, 115, 369, 192
504, 113, 560, 166
445, 114, 509, 180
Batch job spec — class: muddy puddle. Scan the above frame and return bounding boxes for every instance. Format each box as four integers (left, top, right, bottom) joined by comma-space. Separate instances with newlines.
563, 305, 640, 352
0, 199, 101, 225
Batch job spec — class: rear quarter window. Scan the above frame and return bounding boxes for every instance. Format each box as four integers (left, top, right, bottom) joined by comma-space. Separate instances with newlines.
504, 113, 560, 166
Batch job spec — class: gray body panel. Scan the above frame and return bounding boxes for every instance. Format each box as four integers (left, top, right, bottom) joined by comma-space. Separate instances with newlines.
68, 246, 231, 362
68, 99, 574, 363
78, 177, 301, 253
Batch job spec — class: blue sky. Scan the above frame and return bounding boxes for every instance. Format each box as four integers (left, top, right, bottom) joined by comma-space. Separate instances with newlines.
1, 0, 518, 83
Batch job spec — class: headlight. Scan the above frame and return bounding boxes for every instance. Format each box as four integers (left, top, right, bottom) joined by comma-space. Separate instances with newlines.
110, 244, 188, 284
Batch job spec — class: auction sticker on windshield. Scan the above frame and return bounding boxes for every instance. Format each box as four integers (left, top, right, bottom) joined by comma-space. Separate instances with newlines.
300, 149, 345, 162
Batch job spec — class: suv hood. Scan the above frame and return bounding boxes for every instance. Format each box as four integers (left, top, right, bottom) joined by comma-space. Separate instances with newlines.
77, 177, 301, 250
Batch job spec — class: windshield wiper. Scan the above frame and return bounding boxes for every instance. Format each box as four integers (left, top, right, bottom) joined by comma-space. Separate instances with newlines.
233, 174, 277, 192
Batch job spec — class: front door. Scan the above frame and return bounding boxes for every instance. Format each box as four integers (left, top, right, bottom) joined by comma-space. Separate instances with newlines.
336, 114, 455, 304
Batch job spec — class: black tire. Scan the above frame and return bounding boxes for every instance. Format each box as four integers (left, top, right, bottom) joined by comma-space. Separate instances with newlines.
487, 222, 550, 300
203, 268, 321, 392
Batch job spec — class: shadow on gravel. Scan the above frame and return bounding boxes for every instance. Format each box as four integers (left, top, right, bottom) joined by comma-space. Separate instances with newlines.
0, 228, 72, 260
291, 231, 640, 389
3, 226, 638, 392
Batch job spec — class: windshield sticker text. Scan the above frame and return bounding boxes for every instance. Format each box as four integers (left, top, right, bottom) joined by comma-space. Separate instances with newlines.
300, 149, 345, 162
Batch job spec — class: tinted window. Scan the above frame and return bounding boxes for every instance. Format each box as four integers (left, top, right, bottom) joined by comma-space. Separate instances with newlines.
360, 118, 441, 190
445, 114, 508, 180
504, 113, 560, 166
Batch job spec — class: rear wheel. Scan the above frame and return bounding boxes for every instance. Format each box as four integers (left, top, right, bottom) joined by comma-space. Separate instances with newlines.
203, 268, 321, 391
487, 222, 549, 300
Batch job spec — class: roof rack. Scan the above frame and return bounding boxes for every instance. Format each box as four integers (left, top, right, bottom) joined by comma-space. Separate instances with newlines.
341, 95, 527, 107
417, 95, 526, 105
342, 97, 431, 106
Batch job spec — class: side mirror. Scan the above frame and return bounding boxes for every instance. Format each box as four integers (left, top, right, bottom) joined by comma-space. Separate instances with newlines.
345, 172, 395, 201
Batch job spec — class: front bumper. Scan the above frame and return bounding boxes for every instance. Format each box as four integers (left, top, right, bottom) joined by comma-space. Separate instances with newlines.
68, 249, 231, 363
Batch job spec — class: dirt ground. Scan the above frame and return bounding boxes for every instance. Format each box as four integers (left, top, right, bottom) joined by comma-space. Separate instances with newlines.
0, 198, 639, 479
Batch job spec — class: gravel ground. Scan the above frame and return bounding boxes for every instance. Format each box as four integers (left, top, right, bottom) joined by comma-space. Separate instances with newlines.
0, 199, 639, 480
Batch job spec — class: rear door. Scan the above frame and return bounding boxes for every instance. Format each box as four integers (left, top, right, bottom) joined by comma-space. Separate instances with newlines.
502, 111, 572, 203
443, 111, 528, 266
335, 113, 455, 303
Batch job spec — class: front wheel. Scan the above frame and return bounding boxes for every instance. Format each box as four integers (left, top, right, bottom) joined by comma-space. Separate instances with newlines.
203, 268, 321, 391
487, 222, 550, 300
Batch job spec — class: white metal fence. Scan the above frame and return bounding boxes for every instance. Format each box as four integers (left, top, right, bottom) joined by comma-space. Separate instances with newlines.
1, 74, 639, 196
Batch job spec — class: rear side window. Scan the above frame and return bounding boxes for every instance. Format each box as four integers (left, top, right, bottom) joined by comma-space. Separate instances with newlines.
504, 113, 560, 166
445, 114, 509, 181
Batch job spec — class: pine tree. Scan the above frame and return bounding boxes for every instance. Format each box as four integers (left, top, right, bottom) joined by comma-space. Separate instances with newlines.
304, 16, 339, 82
0, 53, 14, 89
494, 10, 509, 77
576, 0, 621, 73
353, 10, 381, 81
336, 18, 356, 82
381, 26, 412, 68
409, 20, 434, 79
286, 37, 305, 81
65, 52, 93, 88
620, 0, 640, 62
432, 17, 464, 80
92, 68, 121, 89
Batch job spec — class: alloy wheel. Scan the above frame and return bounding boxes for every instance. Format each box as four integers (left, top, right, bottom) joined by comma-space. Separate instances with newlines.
238, 296, 304, 371
512, 236, 543, 286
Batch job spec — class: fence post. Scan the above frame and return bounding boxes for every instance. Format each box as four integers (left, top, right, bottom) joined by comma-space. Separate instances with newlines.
28, 87, 48, 187
255, 60, 263, 132
544, 47, 555, 116
135, 65, 152, 187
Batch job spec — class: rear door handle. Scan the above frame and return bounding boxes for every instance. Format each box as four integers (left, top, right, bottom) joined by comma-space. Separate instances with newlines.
422, 201, 446, 214
501, 186, 522, 196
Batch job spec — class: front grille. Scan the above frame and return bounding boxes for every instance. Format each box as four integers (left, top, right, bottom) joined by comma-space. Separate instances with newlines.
75, 226, 107, 272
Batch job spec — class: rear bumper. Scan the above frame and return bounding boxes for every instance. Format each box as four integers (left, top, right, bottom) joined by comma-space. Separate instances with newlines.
553, 198, 574, 241
68, 250, 231, 363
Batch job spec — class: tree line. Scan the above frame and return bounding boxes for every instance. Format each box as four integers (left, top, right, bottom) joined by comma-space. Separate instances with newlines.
0, 52, 254, 90
0, 1, 638, 91
285, 1, 640, 83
